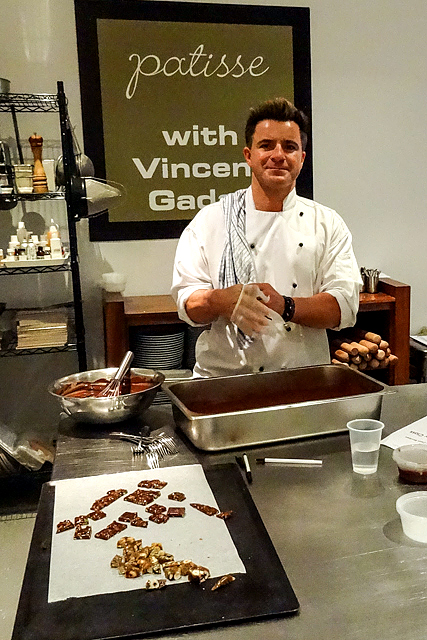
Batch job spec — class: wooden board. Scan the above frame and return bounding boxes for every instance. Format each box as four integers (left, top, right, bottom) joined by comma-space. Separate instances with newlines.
12, 463, 299, 640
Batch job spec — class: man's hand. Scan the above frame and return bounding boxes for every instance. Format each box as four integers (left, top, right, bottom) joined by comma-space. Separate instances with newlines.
184, 284, 243, 324
231, 284, 271, 337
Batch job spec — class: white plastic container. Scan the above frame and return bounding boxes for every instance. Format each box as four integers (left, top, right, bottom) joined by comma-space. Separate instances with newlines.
0, 425, 46, 470
392, 444, 427, 484
101, 272, 126, 293
396, 491, 427, 543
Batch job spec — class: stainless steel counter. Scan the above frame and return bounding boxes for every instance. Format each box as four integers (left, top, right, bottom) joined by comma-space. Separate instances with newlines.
44, 384, 427, 639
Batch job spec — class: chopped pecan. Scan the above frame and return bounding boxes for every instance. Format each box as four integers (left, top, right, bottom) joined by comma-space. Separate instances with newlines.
211, 574, 235, 591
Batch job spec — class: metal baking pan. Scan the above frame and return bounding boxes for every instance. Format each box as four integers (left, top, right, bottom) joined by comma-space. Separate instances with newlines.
162, 365, 391, 451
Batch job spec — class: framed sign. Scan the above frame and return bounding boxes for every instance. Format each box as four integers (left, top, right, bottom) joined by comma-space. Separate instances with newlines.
74, 1, 312, 241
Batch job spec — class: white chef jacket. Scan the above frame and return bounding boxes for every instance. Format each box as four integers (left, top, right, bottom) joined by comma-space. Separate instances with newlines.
171, 187, 361, 378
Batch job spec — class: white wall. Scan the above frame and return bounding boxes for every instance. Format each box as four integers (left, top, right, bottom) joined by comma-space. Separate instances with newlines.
1, 0, 426, 368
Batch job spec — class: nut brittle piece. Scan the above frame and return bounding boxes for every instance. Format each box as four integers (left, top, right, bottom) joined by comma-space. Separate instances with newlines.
190, 503, 218, 516
95, 520, 127, 540
130, 516, 148, 528
56, 519, 74, 533
118, 511, 138, 523
167, 507, 185, 518
74, 524, 92, 540
124, 488, 161, 506
138, 479, 168, 490
87, 510, 107, 521
216, 510, 233, 520
168, 491, 186, 502
74, 515, 89, 526
145, 503, 167, 514
148, 512, 169, 524
91, 488, 127, 511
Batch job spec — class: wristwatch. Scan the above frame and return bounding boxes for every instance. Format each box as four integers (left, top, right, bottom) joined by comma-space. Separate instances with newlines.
281, 296, 295, 323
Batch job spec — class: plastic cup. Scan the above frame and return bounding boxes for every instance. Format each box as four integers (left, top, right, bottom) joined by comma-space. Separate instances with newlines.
347, 418, 384, 474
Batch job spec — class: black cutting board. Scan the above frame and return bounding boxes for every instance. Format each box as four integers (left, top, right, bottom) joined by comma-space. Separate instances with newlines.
12, 463, 299, 640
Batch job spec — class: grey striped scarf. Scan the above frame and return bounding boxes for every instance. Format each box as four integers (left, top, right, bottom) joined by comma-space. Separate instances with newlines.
218, 189, 257, 288
218, 189, 257, 348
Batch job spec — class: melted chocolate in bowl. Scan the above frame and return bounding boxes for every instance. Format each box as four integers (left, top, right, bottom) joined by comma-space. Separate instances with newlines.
56, 375, 155, 399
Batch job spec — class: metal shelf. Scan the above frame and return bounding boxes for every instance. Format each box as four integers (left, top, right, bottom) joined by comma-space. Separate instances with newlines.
0, 93, 60, 113
0, 343, 77, 358
16, 192, 65, 201
0, 262, 71, 275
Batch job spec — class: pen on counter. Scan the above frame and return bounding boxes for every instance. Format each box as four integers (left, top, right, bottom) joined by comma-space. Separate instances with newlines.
235, 454, 253, 483
256, 457, 323, 467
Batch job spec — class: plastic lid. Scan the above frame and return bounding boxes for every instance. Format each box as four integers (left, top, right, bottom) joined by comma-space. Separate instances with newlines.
392, 444, 427, 471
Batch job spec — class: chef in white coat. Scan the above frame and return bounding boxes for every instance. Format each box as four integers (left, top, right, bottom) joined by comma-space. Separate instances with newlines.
171, 97, 361, 377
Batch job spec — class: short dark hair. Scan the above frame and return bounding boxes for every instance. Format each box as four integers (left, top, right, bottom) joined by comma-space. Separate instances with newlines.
245, 97, 309, 150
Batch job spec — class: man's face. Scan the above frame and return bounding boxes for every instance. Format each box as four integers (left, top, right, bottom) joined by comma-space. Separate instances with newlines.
243, 119, 306, 200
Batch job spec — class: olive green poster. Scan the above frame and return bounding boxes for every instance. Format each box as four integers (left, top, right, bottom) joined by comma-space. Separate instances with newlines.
97, 19, 293, 222
74, 2, 312, 240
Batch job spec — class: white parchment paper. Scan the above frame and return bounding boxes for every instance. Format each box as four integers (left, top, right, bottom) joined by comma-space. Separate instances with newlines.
381, 415, 427, 449
49, 464, 245, 602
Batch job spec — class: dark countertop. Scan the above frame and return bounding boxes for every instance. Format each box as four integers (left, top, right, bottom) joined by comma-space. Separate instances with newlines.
15, 383, 427, 640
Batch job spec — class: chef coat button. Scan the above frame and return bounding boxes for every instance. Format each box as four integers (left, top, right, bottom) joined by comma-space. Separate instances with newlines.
250, 243, 255, 249
299, 211, 304, 216
299, 242, 303, 247
286, 326, 292, 332
292, 282, 297, 288
259, 366, 264, 372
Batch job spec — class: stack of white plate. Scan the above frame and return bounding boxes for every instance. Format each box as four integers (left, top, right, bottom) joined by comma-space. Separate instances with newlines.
131, 331, 185, 370
131, 329, 186, 404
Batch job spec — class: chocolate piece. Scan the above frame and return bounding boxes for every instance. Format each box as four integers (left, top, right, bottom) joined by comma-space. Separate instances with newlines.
74, 524, 92, 540
87, 510, 107, 521
190, 503, 219, 516
118, 511, 138, 523
130, 517, 148, 528
124, 489, 161, 506
168, 492, 186, 502
148, 512, 170, 524
138, 479, 168, 490
56, 519, 74, 533
91, 489, 127, 511
145, 503, 167, 514
95, 528, 116, 540
107, 488, 127, 497
167, 507, 185, 518
74, 515, 89, 526
95, 520, 127, 540
216, 510, 233, 520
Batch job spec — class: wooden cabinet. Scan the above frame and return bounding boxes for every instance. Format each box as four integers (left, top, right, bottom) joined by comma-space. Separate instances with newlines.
103, 277, 410, 385
356, 278, 410, 385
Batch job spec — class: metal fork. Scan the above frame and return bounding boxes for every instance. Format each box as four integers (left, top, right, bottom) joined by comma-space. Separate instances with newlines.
146, 449, 159, 469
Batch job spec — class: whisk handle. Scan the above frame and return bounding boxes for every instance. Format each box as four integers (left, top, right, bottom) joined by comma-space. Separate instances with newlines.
113, 350, 134, 382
